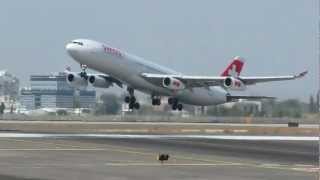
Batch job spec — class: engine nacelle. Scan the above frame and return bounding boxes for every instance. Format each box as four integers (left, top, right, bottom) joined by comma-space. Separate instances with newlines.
88, 75, 112, 88
162, 77, 185, 90
223, 77, 246, 91
66, 73, 88, 89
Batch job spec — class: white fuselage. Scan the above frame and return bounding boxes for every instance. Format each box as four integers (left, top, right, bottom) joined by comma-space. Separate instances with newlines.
66, 39, 227, 106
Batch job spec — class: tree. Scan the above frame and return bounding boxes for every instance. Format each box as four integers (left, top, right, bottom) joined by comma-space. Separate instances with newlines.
95, 93, 120, 115
0, 102, 5, 115
317, 92, 320, 113
272, 99, 303, 118
309, 95, 316, 113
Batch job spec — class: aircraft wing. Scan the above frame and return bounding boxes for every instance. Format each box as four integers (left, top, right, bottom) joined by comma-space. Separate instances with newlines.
239, 71, 308, 85
64, 69, 123, 88
141, 73, 225, 87
141, 71, 307, 88
94, 74, 123, 88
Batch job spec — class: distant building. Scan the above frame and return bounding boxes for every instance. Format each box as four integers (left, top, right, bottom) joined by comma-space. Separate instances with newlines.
222, 100, 262, 114
0, 70, 19, 106
20, 73, 96, 110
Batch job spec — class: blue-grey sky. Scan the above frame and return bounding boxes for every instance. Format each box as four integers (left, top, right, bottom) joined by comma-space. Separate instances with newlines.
0, 0, 317, 101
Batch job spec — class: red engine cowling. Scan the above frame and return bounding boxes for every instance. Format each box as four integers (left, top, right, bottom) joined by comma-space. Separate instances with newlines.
162, 77, 185, 90
223, 77, 246, 91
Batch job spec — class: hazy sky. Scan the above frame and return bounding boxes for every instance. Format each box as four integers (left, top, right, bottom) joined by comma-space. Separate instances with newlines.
0, 0, 317, 101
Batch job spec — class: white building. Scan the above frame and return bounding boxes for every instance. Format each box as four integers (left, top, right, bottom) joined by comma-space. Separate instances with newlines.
20, 73, 96, 110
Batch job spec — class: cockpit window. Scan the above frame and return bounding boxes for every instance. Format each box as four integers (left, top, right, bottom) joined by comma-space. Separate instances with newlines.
72, 41, 83, 46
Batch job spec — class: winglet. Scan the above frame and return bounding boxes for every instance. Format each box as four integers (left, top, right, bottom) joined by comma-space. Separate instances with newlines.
295, 71, 308, 79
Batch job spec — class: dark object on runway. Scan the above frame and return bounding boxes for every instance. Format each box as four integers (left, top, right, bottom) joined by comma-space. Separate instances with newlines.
157, 154, 169, 163
288, 122, 299, 127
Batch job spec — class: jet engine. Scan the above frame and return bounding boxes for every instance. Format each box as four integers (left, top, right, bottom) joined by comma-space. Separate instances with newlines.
223, 77, 246, 91
162, 77, 185, 90
66, 72, 88, 89
88, 75, 112, 88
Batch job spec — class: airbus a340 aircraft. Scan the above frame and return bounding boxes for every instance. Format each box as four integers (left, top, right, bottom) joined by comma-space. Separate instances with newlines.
65, 39, 307, 111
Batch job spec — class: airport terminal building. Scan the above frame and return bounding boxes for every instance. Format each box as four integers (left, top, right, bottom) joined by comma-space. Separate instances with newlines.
20, 73, 96, 110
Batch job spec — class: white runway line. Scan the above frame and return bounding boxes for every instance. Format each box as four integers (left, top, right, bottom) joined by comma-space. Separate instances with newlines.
0, 133, 317, 141
0, 148, 117, 151
0, 121, 317, 128
104, 163, 237, 166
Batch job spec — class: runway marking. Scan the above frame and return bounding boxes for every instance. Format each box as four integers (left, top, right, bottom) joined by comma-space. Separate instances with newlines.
0, 138, 237, 165
0, 133, 316, 173
232, 129, 249, 133
0, 147, 316, 172
181, 129, 201, 133
0, 148, 134, 151
98, 129, 149, 133
104, 162, 238, 166
0, 163, 317, 173
3, 138, 158, 157
204, 129, 224, 133
163, 138, 315, 158
0, 145, 316, 173
0, 121, 317, 128
245, 163, 319, 173
1, 138, 82, 149
0, 133, 317, 141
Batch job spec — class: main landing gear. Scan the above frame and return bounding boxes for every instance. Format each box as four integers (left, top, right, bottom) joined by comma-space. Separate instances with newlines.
124, 87, 140, 110
152, 96, 161, 106
168, 97, 183, 111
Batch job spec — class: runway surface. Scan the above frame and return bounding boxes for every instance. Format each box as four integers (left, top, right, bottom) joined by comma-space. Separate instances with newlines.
0, 121, 317, 136
0, 133, 318, 180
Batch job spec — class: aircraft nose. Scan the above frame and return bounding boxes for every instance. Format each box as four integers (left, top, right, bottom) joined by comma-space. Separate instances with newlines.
65, 43, 78, 56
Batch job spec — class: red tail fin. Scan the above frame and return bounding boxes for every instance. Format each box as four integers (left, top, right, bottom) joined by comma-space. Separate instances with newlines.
221, 56, 245, 77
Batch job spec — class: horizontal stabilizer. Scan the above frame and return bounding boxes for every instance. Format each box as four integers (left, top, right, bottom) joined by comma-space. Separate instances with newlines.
226, 95, 275, 102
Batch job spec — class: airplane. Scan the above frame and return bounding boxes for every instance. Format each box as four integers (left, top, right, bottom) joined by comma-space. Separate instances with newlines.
65, 39, 307, 111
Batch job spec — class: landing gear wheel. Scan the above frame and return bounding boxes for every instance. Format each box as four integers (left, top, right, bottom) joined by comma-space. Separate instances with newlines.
170, 98, 181, 111
152, 99, 156, 106
129, 103, 134, 109
133, 102, 140, 109
125, 96, 130, 103
152, 98, 161, 106
168, 98, 174, 105
130, 96, 136, 104
172, 104, 177, 110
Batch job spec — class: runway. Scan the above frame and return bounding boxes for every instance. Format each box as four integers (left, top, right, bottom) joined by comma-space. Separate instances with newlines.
0, 121, 317, 136
0, 132, 317, 180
